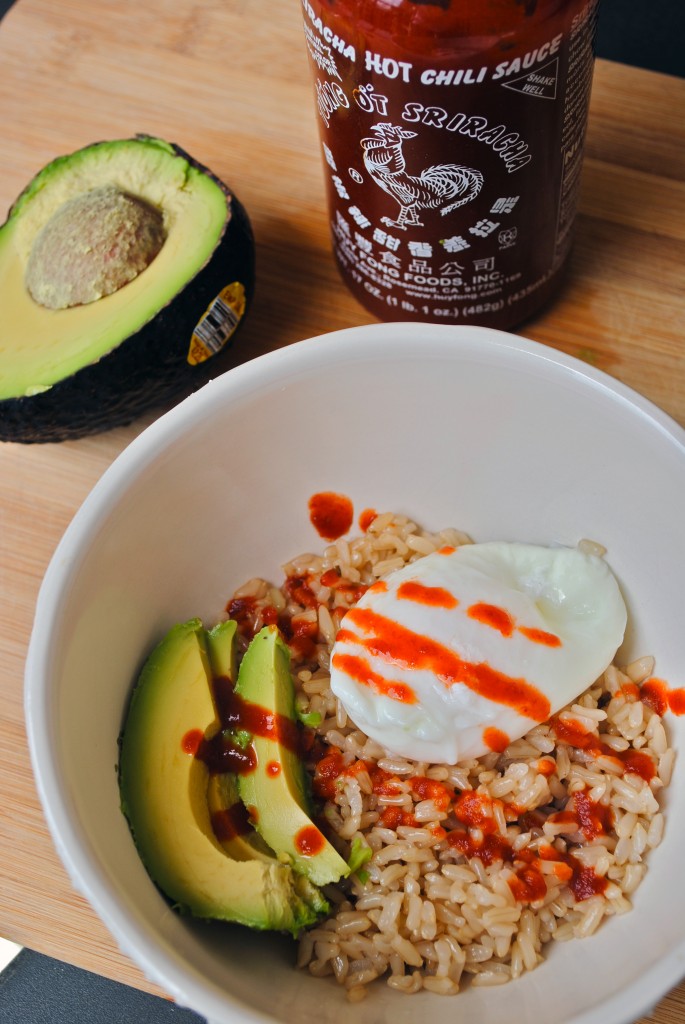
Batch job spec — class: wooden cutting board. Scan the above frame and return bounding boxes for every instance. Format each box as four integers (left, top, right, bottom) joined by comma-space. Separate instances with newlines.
1, 0, 684, 1016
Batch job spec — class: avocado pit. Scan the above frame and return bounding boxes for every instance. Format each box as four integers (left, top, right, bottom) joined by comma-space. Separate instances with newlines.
25, 183, 166, 310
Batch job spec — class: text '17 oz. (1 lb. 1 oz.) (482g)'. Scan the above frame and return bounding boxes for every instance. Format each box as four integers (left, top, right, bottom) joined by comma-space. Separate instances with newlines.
301, 0, 599, 330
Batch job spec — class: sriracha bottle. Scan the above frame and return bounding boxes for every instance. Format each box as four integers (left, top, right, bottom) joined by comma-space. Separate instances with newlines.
301, 0, 600, 329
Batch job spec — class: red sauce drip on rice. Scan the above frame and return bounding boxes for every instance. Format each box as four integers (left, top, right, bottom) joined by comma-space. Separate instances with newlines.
568, 790, 613, 841
551, 716, 657, 782
381, 807, 419, 829
641, 677, 685, 716
359, 508, 378, 532
446, 829, 513, 867
308, 491, 354, 541
466, 603, 562, 647
538, 844, 608, 902
509, 864, 548, 903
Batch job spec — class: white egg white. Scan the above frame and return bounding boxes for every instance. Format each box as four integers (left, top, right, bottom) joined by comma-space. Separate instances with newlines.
329, 542, 627, 764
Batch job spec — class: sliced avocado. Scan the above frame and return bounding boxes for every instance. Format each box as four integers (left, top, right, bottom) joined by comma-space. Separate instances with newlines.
206, 618, 239, 681
0, 135, 254, 443
235, 626, 351, 888
203, 619, 276, 864
118, 618, 323, 934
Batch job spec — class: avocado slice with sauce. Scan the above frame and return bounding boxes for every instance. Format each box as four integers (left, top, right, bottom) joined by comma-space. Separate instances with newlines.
235, 626, 351, 888
118, 618, 324, 934
0, 136, 254, 443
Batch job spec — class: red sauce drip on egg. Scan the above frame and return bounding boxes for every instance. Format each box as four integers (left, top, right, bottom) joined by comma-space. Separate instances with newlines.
518, 625, 562, 647
467, 602, 514, 637
483, 726, 510, 753
343, 606, 551, 721
397, 581, 458, 609
331, 651, 418, 704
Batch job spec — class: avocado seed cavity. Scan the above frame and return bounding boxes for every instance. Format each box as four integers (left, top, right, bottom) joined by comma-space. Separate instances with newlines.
25, 184, 167, 310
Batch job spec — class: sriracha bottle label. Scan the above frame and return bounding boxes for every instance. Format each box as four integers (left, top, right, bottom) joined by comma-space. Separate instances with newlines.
302, 0, 599, 330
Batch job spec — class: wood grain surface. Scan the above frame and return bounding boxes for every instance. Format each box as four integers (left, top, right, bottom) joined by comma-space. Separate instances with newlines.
1, 0, 684, 1017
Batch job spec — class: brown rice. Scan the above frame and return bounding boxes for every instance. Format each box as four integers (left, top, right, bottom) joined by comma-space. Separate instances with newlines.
226, 513, 671, 1000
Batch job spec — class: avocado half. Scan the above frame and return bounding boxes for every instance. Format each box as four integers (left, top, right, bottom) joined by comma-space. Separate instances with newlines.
0, 135, 255, 443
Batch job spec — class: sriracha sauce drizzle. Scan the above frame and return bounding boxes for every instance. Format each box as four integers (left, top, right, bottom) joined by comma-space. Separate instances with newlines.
342, 605, 551, 721
182, 672, 304, 777
308, 491, 354, 541
201, 496, 669, 930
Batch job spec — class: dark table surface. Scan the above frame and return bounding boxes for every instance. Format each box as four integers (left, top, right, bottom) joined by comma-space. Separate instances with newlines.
0, 0, 682, 1021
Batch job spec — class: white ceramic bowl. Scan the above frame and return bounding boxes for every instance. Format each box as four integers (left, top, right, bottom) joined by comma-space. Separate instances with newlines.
25, 323, 685, 1024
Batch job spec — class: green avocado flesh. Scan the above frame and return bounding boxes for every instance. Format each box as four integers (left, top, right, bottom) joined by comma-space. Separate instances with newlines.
236, 626, 351, 888
118, 618, 326, 935
1, 137, 227, 399
0, 135, 254, 442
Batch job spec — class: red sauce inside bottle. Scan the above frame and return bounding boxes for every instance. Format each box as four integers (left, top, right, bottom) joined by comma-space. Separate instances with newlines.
301, 0, 600, 329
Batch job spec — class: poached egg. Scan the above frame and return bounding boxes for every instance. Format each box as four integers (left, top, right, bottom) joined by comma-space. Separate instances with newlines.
329, 542, 627, 764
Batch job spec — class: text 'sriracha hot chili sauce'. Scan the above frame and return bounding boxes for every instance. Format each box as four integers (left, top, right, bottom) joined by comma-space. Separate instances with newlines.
301, 0, 600, 330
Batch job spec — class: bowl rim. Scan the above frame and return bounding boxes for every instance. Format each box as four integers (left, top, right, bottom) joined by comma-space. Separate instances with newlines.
23, 322, 685, 1024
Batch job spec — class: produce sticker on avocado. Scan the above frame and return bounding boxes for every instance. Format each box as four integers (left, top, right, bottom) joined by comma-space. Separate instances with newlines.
187, 281, 247, 365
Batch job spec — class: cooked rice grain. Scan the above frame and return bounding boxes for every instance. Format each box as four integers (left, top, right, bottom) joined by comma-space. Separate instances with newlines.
227, 513, 672, 999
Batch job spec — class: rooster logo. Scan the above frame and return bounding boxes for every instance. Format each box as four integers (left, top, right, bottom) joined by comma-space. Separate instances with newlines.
361, 122, 483, 230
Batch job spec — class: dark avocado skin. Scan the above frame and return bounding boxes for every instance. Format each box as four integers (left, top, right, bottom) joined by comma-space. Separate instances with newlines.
0, 142, 255, 444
